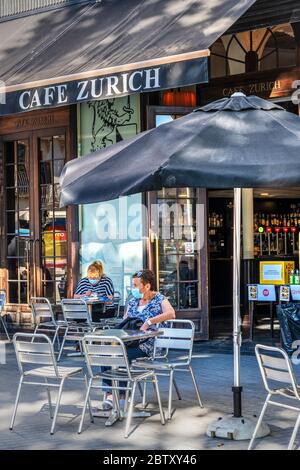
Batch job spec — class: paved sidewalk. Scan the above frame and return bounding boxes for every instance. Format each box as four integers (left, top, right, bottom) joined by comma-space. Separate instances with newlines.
0, 339, 300, 450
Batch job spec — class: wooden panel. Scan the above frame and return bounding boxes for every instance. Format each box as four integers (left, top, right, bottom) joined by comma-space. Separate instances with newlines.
0, 107, 70, 135
201, 67, 300, 104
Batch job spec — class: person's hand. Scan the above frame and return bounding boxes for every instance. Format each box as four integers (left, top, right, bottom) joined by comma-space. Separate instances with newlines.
85, 290, 92, 297
140, 322, 149, 332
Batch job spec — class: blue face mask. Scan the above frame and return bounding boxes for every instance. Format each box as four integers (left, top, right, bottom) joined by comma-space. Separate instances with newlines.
131, 287, 143, 299
89, 278, 100, 286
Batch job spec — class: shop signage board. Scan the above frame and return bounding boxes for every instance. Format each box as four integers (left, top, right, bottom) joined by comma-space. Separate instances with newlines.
0, 57, 208, 116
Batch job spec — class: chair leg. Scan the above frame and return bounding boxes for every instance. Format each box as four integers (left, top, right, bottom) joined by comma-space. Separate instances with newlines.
50, 378, 65, 435
125, 382, 137, 438
142, 381, 147, 408
173, 376, 182, 401
124, 385, 130, 414
167, 369, 174, 420
152, 376, 165, 425
57, 328, 68, 362
0, 316, 10, 341
189, 365, 204, 409
84, 375, 94, 424
10, 376, 23, 430
288, 412, 300, 450
112, 380, 121, 419
248, 395, 270, 450
53, 327, 60, 351
78, 378, 93, 434
138, 382, 143, 398
44, 378, 53, 419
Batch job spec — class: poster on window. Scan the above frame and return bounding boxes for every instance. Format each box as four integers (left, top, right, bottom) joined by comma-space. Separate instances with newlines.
279, 285, 290, 302
248, 285, 258, 301
290, 285, 300, 301
257, 285, 276, 302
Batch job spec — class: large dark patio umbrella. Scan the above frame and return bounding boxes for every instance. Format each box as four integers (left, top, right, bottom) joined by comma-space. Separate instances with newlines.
60, 93, 300, 437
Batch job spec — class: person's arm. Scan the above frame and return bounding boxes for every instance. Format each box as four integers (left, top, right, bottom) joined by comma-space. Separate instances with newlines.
104, 278, 114, 304
140, 298, 175, 331
74, 279, 91, 298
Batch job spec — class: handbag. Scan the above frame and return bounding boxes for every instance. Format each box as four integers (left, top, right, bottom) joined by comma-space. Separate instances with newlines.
115, 316, 146, 348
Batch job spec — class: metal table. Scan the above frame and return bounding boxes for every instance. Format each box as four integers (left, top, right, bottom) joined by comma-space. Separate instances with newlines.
89, 328, 163, 426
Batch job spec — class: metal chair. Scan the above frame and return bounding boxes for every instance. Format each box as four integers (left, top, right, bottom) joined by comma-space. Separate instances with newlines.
113, 290, 121, 318
10, 333, 85, 435
0, 289, 10, 341
132, 319, 204, 419
249, 344, 300, 451
31, 297, 60, 349
79, 334, 165, 438
58, 298, 94, 361
103, 291, 123, 328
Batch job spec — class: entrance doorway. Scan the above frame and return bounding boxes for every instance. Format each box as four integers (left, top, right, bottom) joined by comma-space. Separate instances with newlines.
3, 132, 67, 305
0, 107, 76, 309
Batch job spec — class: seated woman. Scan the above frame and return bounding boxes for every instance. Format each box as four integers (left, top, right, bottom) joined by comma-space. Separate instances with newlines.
102, 268, 176, 410
74, 261, 115, 321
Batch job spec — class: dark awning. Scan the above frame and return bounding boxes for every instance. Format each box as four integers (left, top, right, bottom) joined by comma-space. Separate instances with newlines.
228, 0, 300, 34
0, 0, 256, 115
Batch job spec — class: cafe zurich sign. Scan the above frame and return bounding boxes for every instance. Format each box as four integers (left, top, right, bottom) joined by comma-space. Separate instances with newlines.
0, 58, 208, 116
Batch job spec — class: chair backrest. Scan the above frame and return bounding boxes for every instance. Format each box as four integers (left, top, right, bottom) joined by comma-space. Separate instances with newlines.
154, 319, 195, 361
255, 344, 300, 399
13, 333, 58, 377
113, 291, 121, 317
0, 289, 6, 314
82, 334, 131, 379
30, 297, 56, 325
61, 298, 91, 325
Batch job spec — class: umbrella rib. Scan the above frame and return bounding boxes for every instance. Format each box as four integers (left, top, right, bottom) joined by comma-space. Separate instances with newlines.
261, 110, 300, 142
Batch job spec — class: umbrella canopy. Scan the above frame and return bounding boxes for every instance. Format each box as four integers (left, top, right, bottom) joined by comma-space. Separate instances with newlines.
60, 93, 300, 207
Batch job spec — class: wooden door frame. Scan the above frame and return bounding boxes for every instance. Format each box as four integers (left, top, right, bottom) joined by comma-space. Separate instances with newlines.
0, 106, 78, 308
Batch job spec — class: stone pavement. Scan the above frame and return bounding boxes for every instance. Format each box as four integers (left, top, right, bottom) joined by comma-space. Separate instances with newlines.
0, 338, 300, 451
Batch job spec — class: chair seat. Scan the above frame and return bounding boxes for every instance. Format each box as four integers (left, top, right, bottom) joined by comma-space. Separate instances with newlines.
24, 365, 83, 378
36, 322, 57, 328
133, 357, 189, 370
276, 386, 300, 399
97, 368, 153, 382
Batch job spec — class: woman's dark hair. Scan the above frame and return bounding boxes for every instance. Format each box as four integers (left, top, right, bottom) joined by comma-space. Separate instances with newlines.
133, 269, 155, 290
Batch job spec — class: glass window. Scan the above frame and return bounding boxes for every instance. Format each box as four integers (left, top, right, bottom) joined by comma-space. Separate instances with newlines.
79, 95, 143, 304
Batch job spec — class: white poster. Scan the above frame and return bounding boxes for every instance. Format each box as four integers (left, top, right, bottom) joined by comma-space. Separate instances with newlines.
279, 285, 290, 302
257, 285, 276, 302
262, 264, 283, 282
291, 285, 300, 301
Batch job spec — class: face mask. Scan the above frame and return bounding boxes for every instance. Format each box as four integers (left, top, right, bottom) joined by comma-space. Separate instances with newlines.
89, 278, 100, 286
131, 287, 143, 299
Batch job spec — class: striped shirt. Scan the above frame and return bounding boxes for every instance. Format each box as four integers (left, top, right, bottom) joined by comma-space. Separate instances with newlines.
74, 277, 114, 310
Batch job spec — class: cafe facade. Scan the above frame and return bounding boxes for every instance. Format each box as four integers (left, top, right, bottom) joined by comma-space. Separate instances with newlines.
1, 0, 300, 339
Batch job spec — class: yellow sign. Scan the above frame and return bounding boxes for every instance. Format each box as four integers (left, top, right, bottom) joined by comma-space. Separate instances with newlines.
260, 261, 295, 285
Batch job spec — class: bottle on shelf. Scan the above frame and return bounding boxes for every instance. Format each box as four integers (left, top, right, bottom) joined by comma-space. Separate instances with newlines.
290, 270, 295, 285
295, 270, 300, 285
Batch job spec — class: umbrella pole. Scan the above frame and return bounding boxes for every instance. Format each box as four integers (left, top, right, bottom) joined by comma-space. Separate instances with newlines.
206, 186, 270, 439
233, 188, 242, 417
